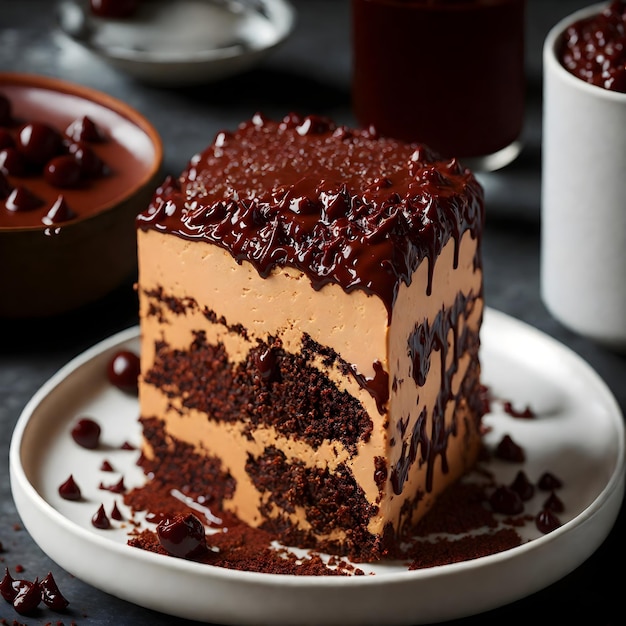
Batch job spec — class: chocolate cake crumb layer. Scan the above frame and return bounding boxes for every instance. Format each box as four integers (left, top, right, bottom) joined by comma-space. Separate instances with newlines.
142, 322, 373, 454
135, 112, 486, 561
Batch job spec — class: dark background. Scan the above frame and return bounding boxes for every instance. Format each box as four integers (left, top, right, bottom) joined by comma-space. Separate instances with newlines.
1, 1, 624, 624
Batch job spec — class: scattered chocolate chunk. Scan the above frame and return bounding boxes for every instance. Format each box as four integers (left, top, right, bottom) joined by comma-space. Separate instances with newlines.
40, 572, 69, 611
0, 567, 18, 602
4, 186, 43, 212
494, 434, 525, 462
70, 417, 101, 449
58, 474, 82, 501
509, 470, 534, 501
12, 578, 41, 615
503, 401, 535, 418
111, 502, 124, 521
1, 569, 69, 619
543, 491, 565, 514
65, 115, 106, 143
41, 194, 76, 225
107, 350, 141, 394
536, 508, 562, 534
99, 477, 126, 494
92, 504, 111, 529
43, 155, 82, 188
537, 471, 563, 491
100, 459, 114, 471
489, 485, 524, 515
156, 513, 209, 560
15, 121, 63, 166
67, 140, 107, 179
0, 147, 27, 177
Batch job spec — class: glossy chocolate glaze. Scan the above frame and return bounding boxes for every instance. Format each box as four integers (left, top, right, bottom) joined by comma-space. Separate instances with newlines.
0, 82, 157, 229
137, 112, 484, 318
559, 0, 626, 92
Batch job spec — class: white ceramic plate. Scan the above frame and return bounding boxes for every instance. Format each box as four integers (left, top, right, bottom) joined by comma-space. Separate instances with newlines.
56, 0, 296, 86
9, 308, 625, 625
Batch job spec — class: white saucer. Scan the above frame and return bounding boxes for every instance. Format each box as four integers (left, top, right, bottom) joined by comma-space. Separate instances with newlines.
9, 308, 625, 624
56, 0, 296, 86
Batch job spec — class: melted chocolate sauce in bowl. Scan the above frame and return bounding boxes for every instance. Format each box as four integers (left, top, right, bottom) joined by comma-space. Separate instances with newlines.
0, 72, 162, 318
541, 1, 626, 350
351, 0, 526, 172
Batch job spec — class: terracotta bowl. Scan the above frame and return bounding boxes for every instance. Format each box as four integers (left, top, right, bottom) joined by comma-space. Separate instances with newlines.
0, 72, 163, 318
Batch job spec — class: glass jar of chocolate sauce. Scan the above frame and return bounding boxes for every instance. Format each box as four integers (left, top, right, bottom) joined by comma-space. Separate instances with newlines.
351, 0, 526, 171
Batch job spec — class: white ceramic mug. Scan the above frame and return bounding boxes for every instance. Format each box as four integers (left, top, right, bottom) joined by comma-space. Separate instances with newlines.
541, 2, 626, 351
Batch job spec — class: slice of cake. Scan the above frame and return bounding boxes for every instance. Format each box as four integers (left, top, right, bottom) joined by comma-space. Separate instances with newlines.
134, 112, 485, 561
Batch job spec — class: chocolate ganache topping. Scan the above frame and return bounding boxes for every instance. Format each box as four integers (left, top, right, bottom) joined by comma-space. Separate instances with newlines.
137, 112, 484, 317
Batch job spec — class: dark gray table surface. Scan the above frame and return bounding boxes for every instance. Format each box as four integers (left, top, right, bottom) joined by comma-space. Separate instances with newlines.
1, 1, 624, 624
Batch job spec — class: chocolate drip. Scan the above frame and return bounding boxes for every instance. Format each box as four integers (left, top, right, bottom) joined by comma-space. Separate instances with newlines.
392, 291, 480, 494
408, 291, 475, 389
137, 113, 484, 320
391, 407, 428, 495
351, 360, 389, 414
